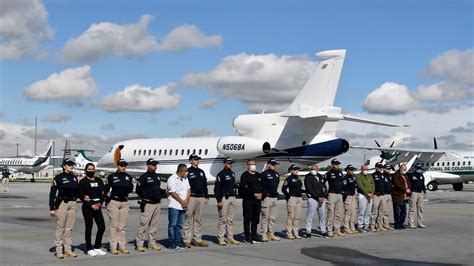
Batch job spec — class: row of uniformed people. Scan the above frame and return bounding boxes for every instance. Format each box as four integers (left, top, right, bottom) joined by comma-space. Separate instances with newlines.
48, 156, 427, 259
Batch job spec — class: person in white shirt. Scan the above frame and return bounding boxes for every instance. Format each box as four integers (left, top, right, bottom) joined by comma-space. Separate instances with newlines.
167, 164, 190, 250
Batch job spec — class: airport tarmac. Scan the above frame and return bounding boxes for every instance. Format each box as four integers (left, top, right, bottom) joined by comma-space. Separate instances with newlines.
0, 182, 473, 265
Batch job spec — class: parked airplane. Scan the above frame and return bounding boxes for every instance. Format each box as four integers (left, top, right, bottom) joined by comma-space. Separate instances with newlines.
97, 49, 403, 183
0, 140, 54, 174
354, 138, 474, 191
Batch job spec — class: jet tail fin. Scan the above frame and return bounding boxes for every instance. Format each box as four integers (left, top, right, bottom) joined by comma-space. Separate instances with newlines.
40, 140, 54, 158
282, 49, 346, 116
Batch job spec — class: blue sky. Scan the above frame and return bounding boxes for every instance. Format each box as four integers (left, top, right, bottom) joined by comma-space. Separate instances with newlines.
0, 0, 472, 159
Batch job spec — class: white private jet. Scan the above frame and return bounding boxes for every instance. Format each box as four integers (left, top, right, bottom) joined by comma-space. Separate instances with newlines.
97, 49, 404, 183
354, 139, 474, 191
0, 140, 54, 175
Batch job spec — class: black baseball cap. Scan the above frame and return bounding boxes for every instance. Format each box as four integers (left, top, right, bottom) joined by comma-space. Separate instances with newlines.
62, 158, 76, 166
288, 164, 300, 171
189, 154, 201, 161
146, 158, 159, 165
223, 157, 234, 164
384, 164, 394, 170
415, 163, 422, 170
345, 164, 357, 171
267, 158, 279, 165
118, 159, 128, 166
375, 162, 384, 168
331, 159, 341, 165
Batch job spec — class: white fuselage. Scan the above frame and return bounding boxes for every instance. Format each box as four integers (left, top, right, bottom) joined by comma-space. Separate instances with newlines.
416, 152, 474, 183
0, 156, 49, 174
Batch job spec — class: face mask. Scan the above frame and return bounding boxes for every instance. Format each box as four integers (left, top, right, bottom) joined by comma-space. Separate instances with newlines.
362, 170, 368, 175
86, 171, 95, 177
310, 170, 317, 175
249, 165, 257, 172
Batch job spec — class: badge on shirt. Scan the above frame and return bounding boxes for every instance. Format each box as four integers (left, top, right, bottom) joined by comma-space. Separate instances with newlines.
125, 176, 129, 181
90, 182, 98, 188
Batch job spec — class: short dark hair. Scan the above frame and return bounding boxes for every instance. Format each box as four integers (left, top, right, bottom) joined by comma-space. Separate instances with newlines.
118, 145, 124, 149
247, 159, 256, 164
177, 164, 187, 173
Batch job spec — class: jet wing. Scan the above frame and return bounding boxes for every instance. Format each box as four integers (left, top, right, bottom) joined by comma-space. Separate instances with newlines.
351, 145, 449, 163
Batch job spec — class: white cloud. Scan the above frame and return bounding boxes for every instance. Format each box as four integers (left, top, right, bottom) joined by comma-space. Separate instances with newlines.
94, 83, 181, 112
362, 82, 420, 115
157, 24, 222, 51
182, 53, 318, 112
199, 98, 221, 110
43, 113, 72, 123
24, 65, 96, 101
0, 0, 53, 59
415, 48, 474, 101
61, 15, 223, 63
181, 128, 215, 138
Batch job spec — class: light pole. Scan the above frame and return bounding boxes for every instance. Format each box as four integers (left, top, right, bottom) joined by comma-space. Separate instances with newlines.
16, 143, 19, 157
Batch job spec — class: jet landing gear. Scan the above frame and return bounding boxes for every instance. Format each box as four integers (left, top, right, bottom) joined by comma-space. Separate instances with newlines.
427, 181, 438, 191
452, 183, 463, 191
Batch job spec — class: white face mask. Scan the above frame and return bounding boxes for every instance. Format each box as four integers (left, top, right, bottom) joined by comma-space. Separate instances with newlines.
249, 165, 257, 172
310, 170, 317, 175
362, 170, 368, 175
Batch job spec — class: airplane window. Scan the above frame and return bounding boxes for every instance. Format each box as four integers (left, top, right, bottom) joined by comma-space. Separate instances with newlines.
169, 149, 172, 156
138, 150, 141, 156
205, 149, 208, 155
159, 150, 162, 156
175, 149, 178, 156
148, 150, 151, 156
143, 150, 146, 156
458, 162, 460, 166
187, 149, 190, 156
462, 161, 465, 166
469, 161, 471, 166
442, 162, 444, 166
421, 163, 424, 167
193, 149, 196, 155
199, 149, 202, 155
436, 162, 439, 166
181, 150, 184, 156
164, 150, 167, 156
153, 150, 156, 156
447, 162, 450, 166
133, 150, 136, 156
431, 162, 434, 166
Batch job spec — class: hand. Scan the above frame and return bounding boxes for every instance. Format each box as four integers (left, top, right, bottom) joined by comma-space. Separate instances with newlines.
406, 189, 411, 194
217, 201, 223, 209
319, 197, 325, 204
204, 198, 209, 205
254, 193, 262, 200
181, 199, 189, 208
49, 210, 55, 217
83, 195, 90, 202
423, 193, 427, 199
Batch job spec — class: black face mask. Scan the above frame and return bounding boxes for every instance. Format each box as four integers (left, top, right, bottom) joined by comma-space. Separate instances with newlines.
86, 171, 95, 177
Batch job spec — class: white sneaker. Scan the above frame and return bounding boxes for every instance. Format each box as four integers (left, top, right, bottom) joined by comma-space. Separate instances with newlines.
87, 250, 97, 257
94, 249, 106, 256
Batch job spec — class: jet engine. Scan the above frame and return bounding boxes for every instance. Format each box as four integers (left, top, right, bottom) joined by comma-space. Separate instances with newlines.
217, 136, 271, 159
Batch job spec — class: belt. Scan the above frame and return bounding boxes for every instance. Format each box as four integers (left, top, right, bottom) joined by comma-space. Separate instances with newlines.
191, 193, 205, 198
61, 197, 77, 202
142, 199, 160, 204
224, 193, 235, 199
375, 193, 384, 196
111, 196, 128, 202
266, 193, 278, 198
290, 193, 302, 197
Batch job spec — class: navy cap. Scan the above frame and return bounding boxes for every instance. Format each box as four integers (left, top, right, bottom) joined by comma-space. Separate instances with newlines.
384, 164, 394, 170
223, 157, 234, 164
267, 158, 279, 165
345, 164, 357, 171
375, 162, 384, 168
146, 158, 159, 165
288, 164, 301, 171
331, 159, 341, 165
189, 154, 201, 161
62, 158, 76, 166
415, 163, 422, 169
118, 159, 128, 166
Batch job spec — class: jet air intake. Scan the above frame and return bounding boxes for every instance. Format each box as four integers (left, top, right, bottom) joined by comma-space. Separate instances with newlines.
217, 136, 271, 159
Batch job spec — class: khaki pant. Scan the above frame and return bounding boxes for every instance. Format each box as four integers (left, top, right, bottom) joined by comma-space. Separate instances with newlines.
2, 178, 9, 192
261, 197, 278, 236
371, 195, 385, 228
327, 193, 343, 233
217, 196, 236, 241
382, 194, 393, 228
108, 200, 129, 250
136, 203, 160, 247
343, 195, 356, 231
286, 196, 302, 237
55, 201, 77, 254
408, 192, 424, 226
184, 197, 205, 243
